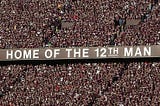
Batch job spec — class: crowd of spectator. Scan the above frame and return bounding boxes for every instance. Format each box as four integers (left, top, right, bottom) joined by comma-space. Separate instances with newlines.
0, 61, 160, 105
0, 0, 159, 48
0, 0, 160, 106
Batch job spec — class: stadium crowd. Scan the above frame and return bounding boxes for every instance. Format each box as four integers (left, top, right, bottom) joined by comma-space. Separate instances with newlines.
0, 0, 160, 106
0, 0, 159, 48
0, 61, 160, 105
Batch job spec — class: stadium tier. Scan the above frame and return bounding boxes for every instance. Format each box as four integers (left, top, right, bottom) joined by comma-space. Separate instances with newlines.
0, 0, 159, 48
0, 59, 160, 106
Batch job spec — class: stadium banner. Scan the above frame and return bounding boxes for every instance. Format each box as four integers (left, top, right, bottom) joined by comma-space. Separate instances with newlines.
0, 45, 160, 61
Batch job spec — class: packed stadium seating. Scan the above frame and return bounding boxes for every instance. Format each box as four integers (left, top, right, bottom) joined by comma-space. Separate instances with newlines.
0, 60, 160, 105
0, 0, 160, 105
0, 0, 159, 48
